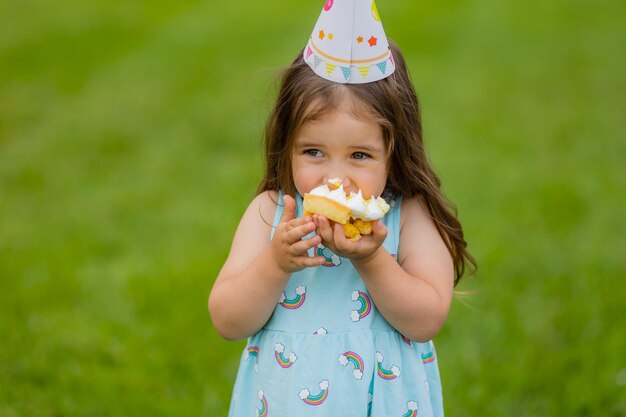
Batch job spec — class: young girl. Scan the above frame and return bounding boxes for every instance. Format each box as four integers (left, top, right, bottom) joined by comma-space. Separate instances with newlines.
209, 34, 474, 417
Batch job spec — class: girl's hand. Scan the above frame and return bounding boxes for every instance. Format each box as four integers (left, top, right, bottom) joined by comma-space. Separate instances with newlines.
271, 195, 325, 273
313, 214, 388, 262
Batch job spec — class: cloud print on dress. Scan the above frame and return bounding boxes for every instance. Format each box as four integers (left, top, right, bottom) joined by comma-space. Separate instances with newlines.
403, 401, 418, 417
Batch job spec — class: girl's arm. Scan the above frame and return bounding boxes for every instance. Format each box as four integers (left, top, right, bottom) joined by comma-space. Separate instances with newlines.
352, 195, 454, 342
316, 195, 453, 342
208, 192, 324, 341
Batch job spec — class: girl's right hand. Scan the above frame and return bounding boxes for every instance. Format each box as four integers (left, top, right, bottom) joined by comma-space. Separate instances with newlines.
271, 194, 325, 273
313, 214, 388, 263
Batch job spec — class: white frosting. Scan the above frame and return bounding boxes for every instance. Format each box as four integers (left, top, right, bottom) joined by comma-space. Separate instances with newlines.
346, 190, 368, 219
327, 177, 342, 187
309, 181, 390, 221
362, 196, 390, 220
309, 183, 349, 206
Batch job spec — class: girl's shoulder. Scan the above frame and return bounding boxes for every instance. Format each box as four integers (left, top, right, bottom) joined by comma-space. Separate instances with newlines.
397, 194, 454, 285
254, 189, 280, 215
398, 194, 449, 259
399, 194, 429, 230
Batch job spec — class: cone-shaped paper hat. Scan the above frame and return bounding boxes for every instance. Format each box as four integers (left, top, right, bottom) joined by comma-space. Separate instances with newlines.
303, 0, 395, 84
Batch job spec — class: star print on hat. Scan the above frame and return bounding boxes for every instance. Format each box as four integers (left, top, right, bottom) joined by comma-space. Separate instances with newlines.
303, 0, 395, 84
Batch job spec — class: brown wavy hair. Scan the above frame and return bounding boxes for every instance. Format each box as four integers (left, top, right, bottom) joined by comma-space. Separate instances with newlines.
257, 40, 476, 285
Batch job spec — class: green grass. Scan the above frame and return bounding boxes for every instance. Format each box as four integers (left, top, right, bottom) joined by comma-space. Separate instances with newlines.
1, 0, 625, 415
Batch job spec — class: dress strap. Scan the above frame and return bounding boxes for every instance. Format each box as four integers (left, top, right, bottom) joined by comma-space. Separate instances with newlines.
270, 190, 285, 241
385, 194, 402, 255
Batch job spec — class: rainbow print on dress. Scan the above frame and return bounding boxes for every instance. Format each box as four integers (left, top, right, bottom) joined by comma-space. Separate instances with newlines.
338, 351, 364, 379
278, 285, 306, 309
376, 351, 401, 380
316, 244, 341, 267
245, 346, 260, 372
274, 343, 298, 368
403, 401, 418, 417
351, 290, 372, 321
422, 340, 437, 364
421, 351, 435, 364
298, 380, 329, 406
246, 346, 260, 358
256, 390, 268, 417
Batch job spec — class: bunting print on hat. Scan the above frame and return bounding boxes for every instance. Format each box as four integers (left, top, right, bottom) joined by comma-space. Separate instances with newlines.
303, 0, 396, 84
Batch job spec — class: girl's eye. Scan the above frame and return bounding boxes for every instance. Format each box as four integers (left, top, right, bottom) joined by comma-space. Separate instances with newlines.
352, 152, 369, 160
305, 149, 323, 157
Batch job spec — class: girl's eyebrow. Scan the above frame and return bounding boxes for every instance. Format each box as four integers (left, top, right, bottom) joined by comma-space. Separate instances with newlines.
349, 144, 384, 153
294, 142, 324, 148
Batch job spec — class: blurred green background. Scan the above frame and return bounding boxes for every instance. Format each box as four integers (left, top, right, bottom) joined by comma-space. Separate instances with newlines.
1, 0, 625, 415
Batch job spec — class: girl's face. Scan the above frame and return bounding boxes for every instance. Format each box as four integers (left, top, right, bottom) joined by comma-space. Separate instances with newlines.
291, 98, 388, 199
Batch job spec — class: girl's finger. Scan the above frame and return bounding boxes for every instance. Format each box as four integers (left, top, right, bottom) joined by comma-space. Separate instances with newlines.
297, 255, 326, 268
334, 222, 347, 241
316, 215, 335, 244
284, 221, 316, 245
371, 219, 388, 239
285, 215, 313, 231
279, 194, 297, 224
289, 234, 321, 256
333, 222, 352, 251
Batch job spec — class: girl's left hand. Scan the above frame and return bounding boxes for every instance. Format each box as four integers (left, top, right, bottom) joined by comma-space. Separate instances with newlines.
313, 214, 388, 262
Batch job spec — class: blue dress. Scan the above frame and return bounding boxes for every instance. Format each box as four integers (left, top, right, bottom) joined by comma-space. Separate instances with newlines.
228, 192, 444, 417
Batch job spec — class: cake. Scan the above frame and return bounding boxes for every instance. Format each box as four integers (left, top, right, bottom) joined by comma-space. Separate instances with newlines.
303, 179, 390, 241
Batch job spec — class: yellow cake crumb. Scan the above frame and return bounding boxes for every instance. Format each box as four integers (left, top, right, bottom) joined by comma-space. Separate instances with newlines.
353, 219, 373, 235
343, 222, 362, 241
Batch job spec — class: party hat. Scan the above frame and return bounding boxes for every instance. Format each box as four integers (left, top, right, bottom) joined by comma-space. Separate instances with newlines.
303, 0, 395, 84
